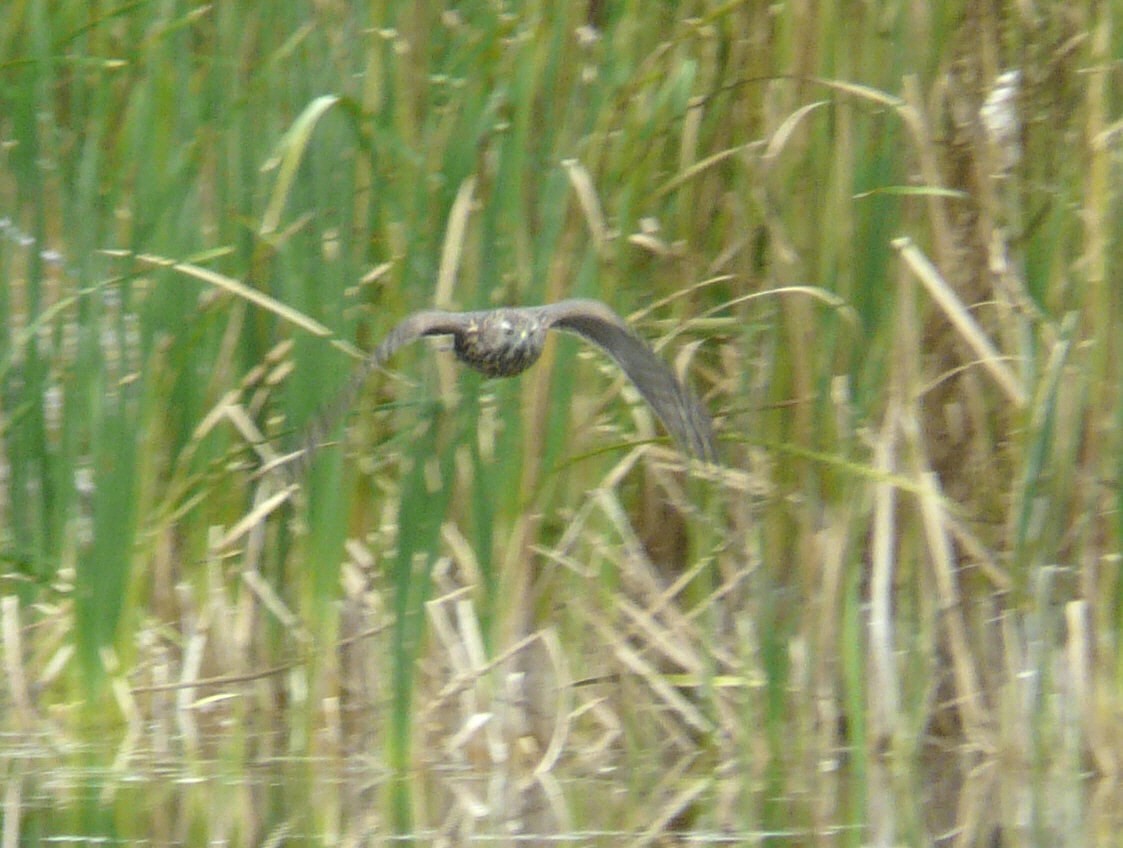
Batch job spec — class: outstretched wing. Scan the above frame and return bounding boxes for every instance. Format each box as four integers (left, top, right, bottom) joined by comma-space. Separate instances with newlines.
361, 309, 468, 381
287, 310, 467, 480
540, 299, 716, 461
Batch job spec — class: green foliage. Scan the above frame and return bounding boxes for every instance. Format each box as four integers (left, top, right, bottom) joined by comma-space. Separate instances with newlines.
0, 0, 1119, 840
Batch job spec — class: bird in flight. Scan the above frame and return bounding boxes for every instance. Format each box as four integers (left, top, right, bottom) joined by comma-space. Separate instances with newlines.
292, 299, 716, 476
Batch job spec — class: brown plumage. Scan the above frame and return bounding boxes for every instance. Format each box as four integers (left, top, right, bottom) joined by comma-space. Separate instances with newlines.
293, 299, 716, 475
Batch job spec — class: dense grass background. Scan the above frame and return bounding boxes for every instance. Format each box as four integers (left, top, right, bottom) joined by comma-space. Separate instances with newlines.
1, 0, 1120, 841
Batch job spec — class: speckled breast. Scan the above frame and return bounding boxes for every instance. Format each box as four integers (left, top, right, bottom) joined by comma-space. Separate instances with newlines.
453, 311, 546, 378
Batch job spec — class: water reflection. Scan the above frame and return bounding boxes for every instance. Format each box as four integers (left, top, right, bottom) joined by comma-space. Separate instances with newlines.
1, 725, 1113, 846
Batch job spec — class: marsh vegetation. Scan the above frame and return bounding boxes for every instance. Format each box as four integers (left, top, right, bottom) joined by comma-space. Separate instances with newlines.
1, 2, 1119, 844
